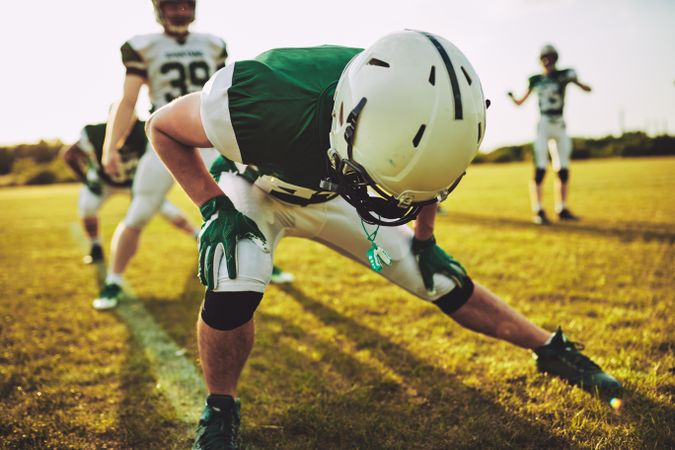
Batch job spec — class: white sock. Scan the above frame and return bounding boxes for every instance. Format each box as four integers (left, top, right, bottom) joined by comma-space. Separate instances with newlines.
90, 237, 101, 245
106, 273, 124, 286
532, 202, 543, 213
556, 202, 566, 213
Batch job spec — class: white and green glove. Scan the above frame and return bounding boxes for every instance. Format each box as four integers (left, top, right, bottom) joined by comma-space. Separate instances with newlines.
412, 235, 468, 295
198, 195, 269, 290
84, 167, 103, 196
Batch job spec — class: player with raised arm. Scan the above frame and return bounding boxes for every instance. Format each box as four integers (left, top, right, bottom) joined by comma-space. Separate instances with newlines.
93, 0, 227, 310
508, 44, 592, 224
146, 31, 621, 449
63, 115, 200, 264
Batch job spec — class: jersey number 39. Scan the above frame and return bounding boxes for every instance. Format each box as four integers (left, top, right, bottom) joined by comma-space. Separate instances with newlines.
161, 61, 210, 103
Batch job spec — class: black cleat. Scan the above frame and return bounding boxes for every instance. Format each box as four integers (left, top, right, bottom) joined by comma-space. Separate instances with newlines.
533, 209, 551, 225
558, 208, 580, 221
533, 327, 623, 400
193, 395, 241, 450
83, 243, 104, 264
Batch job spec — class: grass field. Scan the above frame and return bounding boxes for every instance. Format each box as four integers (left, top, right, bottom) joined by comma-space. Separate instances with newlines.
0, 157, 673, 449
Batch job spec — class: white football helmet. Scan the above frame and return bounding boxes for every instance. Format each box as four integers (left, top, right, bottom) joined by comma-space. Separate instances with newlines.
325, 30, 487, 226
152, 0, 196, 35
540, 44, 558, 62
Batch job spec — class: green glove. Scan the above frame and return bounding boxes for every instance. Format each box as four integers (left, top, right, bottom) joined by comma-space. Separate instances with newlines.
84, 168, 103, 196
198, 195, 269, 290
412, 235, 468, 295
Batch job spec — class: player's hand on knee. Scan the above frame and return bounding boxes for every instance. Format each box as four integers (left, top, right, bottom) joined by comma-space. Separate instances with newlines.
412, 235, 468, 295
198, 195, 269, 289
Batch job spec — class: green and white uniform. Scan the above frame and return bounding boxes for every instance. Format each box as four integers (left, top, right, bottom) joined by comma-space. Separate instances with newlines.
528, 68, 577, 170
78, 121, 147, 188
200, 46, 462, 301
76, 121, 181, 222
120, 32, 226, 227
122, 32, 228, 111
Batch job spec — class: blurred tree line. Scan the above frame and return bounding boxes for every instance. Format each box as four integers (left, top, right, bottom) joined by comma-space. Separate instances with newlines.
0, 140, 75, 187
0, 132, 673, 187
473, 132, 675, 163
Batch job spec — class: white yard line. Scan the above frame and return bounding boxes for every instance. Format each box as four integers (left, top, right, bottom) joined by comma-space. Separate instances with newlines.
70, 223, 207, 424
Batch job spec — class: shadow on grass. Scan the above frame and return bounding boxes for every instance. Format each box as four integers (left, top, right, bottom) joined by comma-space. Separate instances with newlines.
443, 212, 675, 244
618, 387, 675, 450
240, 284, 572, 450
91, 265, 202, 449
140, 265, 204, 349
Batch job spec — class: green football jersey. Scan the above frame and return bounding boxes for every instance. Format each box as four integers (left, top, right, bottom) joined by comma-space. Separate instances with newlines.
226, 46, 362, 190
78, 121, 147, 187
528, 68, 577, 116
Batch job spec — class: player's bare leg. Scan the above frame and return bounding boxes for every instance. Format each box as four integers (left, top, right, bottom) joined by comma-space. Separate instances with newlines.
556, 179, 578, 220
169, 214, 199, 238
450, 282, 550, 349
529, 178, 550, 225
93, 223, 141, 310
82, 216, 104, 264
450, 282, 621, 399
83, 216, 99, 241
198, 318, 255, 397
110, 223, 142, 275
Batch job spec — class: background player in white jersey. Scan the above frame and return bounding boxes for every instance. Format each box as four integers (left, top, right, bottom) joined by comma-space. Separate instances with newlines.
508, 44, 592, 225
93, 0, 228, 310
145, 31, 621, 449
63, 114, 199, 264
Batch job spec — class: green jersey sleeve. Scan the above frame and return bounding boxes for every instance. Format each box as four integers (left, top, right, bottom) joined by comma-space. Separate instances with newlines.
528, 74, 542, 90
121, 41, 147, 78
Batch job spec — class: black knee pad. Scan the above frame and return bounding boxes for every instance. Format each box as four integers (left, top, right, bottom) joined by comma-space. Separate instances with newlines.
534, 168, 546, 185
433, 277, 475, 315
201, 291, 263, 331
557, 168, 569, 183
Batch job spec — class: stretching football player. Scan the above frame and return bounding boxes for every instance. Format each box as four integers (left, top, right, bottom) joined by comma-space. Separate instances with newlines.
63, 115, 199, 264
508, 44, 592, 225
147, 31, 621, 449
94, 0, 225, 310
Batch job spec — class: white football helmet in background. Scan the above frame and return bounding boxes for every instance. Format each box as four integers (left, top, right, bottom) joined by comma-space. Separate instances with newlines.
152, 0, 196, 35
326, 30, 487, 225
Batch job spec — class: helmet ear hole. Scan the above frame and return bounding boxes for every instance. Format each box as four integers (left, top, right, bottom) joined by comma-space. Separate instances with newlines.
367, 58, 390, 68
412, 124, 426, 148
339, 102, 344, 126
428, 66, 436, 86
461, 66, 472, 85
477, 122, 483, 144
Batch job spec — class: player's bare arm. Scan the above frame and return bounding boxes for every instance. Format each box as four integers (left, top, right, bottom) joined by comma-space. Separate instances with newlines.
572, 79, 592, 92
414, 203, 437, 240
508, 87, 532, 106
146, 92, 221, 207
102, 74, 144, 176
61, 143, 88, 182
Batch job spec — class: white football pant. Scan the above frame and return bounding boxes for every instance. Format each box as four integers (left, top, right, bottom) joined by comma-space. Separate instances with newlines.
124, 145, 218, 228
533, 116, 572, 171
211, 171, 459, 302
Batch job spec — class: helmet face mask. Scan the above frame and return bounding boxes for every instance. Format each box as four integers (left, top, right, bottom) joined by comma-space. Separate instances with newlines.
325, 30, 486, 226
152, 0, 196, 35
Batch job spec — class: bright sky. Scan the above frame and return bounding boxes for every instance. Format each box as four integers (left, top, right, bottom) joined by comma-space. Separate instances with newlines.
2, 0, 674, 151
